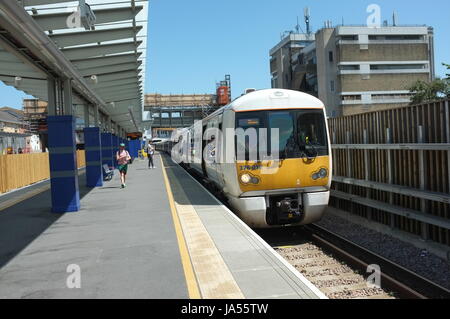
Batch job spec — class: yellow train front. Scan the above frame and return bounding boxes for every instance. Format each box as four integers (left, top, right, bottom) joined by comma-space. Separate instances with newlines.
164, 89, 332, 229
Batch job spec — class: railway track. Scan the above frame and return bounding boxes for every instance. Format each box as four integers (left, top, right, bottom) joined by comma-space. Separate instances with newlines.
177, 160, 450, 299
258, 224, 450, 299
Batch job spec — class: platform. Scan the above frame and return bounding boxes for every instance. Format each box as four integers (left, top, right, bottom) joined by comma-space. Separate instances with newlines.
0, 153, 325, 299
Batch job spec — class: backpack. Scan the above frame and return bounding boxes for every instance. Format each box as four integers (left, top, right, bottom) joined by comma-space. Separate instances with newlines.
117, 150, 131, 161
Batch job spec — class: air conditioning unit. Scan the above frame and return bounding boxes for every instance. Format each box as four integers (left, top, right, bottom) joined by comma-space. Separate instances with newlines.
79, 0, 96, 30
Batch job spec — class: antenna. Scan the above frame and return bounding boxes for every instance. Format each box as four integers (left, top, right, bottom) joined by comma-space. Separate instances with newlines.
296, 16, 300, 33
393, 11, 398, 26
304, 7, 311, 35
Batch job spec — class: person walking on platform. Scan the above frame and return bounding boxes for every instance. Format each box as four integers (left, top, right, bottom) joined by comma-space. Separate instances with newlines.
116, 143, 131, 188
147, 143, 156, 169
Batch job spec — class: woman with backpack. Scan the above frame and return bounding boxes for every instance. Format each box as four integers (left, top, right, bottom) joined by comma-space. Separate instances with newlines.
116, 143, 132, 189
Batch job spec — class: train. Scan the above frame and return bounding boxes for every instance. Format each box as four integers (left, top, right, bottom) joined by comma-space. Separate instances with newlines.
156, 89, 332, 228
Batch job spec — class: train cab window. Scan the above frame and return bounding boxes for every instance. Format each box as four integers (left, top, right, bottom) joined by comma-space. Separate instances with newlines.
268, 112, 294, 158
235, 112, 264, 161
268, 109, 328, 159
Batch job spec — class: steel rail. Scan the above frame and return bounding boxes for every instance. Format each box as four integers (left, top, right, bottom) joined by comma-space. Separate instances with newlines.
305, 224, 450, 299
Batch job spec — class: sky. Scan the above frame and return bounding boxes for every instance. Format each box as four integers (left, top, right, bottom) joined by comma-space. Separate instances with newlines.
1, 0, 450, 109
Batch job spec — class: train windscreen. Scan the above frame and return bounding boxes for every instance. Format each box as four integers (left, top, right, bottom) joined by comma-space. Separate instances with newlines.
236, 109, 328, 160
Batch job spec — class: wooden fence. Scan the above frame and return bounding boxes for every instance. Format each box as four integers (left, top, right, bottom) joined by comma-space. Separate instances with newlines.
0, 150, 86, 194
328, 99, 450, 248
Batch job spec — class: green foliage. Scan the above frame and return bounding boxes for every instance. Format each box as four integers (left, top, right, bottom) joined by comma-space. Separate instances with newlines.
408, 78, 450, 105
444, 63, 450, 79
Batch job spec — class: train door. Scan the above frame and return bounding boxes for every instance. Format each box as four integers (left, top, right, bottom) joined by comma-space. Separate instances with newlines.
214, 115, 225, 187
204, 117, 219, 184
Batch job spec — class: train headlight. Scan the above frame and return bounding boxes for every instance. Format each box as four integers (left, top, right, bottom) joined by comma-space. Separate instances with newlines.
312, 168, 328, 180
318, 168, 328, 179
241, 174, 251, 184
240, 174, 260, 185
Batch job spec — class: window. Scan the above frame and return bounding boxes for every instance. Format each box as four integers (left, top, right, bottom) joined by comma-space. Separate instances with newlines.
268, 110, 328, 159
330, 81, 335, 92
371, 93, 413, 100
329, 51, 334, 63
235, 111, 265, 161
340, 35, 358, 41
341, 95, 362, 101
236, 110, 328, 160
370, 64, 426, 70
369, 35, 423, 41
268, 112, 294, 157
339, 65, 360, 71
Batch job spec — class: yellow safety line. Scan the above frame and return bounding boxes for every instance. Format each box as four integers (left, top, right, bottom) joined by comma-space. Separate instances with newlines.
0, 184, 50, 213
160, 156, 201, 299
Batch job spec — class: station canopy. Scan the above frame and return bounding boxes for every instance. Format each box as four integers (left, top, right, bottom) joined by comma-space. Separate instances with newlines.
0, 0, 148, 133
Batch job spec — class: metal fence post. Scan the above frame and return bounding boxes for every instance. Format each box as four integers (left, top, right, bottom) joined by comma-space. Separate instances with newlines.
386, 128, 395, 229
346, 131, 353, 214
364, 129, 372, 220
418, 125, 428, 241
445, 100, 450, 196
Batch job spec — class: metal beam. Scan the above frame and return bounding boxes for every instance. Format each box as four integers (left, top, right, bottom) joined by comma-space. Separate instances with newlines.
71, 53, 141, 70
98, 93, 141, 102
333, 176, 450, 204
32, 6, 143, 31
49, 26, 142, 48
79, 61, 141, 77
61, 41, 141, 60
96, 84, 140, 93
331, 190, 450, 230
90, 77, 141, 90
102, 93, 141, 102
21, 0, 75, 6
87, 70, 141, 83
0, 61, 47, 78
332, 144, 450, 151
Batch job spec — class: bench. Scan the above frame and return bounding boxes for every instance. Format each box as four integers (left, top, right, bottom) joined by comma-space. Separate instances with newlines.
102, 164, 114, 181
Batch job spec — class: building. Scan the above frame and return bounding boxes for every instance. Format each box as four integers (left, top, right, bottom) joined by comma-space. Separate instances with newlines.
270, 25, 435, 116
269, 33, 315, 90
22, 99, 48, 134
0, 107, 28, 134
0, 107, 31, 154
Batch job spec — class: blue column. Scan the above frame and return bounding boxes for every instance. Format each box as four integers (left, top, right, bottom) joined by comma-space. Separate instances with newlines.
112, 135, 119, 166
47, 116, 80, 213
84, 127, 103, 187
101, 133, 113, 168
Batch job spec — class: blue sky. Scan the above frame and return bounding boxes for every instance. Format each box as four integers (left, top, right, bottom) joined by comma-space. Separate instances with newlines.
1, 0, 449, 108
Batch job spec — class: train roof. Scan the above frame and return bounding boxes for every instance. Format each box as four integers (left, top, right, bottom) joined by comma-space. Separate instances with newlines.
226, 89, 325, 112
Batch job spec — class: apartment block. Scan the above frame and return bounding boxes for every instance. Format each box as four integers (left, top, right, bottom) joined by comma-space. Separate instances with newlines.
270, 25, 435, 117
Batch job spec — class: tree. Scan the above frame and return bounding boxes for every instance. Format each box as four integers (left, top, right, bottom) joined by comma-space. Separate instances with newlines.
444, 63, 450, 79
408, 78, 450, 105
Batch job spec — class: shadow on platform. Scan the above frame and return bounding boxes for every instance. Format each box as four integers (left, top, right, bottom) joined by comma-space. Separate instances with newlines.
0, 173, 98, 269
